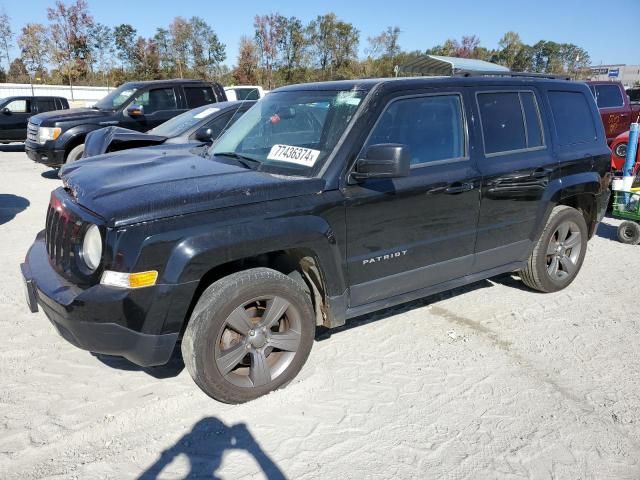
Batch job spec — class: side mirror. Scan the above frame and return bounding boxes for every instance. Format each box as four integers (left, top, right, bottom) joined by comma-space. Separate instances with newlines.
351, 144, 411, 182
1, 107, 11, 114
193, 127, 214, 143
126, 104, 144, 117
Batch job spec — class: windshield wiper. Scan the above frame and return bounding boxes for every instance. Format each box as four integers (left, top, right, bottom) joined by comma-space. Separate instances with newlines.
214, 152, 260, 170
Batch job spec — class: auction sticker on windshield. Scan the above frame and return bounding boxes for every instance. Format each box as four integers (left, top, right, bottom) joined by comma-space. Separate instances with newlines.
267, 144, 320, 167
194, 107, 220, 119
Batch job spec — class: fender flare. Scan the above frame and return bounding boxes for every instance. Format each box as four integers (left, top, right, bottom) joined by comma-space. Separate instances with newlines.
162, 214, 347, 298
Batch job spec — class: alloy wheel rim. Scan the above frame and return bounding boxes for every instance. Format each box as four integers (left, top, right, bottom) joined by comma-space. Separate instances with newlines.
546, 220, 582, 280
214, 295, 302, 388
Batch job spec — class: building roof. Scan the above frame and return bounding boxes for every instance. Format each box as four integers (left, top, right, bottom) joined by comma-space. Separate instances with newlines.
399, 55, 510, 76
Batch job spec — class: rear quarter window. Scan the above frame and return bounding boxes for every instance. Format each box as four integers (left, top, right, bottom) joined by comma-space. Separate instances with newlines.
184, 86, 215, 108
548, 90, 598, 145
594, 84, 624, 108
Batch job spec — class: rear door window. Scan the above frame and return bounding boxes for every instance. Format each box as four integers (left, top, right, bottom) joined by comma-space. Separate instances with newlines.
184, 86, 215, 108
594, 84, 624, 108
477, 91, 544, 155
548, 90, 598, 145
36, 99, 56, 112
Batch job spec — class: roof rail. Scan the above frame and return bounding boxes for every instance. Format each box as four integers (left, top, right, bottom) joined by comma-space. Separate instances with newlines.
454, 70, 572, 81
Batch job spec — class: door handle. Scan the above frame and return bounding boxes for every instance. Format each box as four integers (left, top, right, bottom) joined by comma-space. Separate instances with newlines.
444, 182, 474, 194
531, 168, 551, 179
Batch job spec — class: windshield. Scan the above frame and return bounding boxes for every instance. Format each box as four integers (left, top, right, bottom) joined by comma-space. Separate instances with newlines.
210, 89, 366, 175
149, 104, 222, 137
94, 84, 137, 110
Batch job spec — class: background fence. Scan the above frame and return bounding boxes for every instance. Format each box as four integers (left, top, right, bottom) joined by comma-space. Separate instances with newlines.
0, 83, 112, 107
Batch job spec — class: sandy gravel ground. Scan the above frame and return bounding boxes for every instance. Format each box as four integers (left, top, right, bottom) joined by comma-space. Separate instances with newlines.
1, 148, 640, 480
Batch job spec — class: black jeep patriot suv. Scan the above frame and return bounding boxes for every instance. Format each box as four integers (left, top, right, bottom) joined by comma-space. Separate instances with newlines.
21, 74, 611, 403
25, 79, 226, 165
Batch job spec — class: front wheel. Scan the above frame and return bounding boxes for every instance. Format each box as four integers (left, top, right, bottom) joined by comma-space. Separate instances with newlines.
66, 143, 85, 163
520, 206, 588, 293
181, 268, 315, 403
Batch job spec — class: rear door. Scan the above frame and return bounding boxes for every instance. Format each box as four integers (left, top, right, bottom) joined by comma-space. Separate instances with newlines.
35, 98, 57, 114
344, 89, 481, 307
590, 83, 629, 142
471, 87, 556, 272
183, 85, 217, 108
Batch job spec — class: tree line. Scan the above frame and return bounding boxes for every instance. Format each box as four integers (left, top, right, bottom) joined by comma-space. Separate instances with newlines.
0, 1, 593, 89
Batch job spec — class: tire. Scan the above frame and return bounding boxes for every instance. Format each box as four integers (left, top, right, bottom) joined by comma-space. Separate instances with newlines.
66, 143, 85, 163
520, 205, 588, 293
617, 221, 640, 245
181, 267, 315, 403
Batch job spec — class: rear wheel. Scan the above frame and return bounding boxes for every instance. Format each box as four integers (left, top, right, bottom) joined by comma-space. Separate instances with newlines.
181, 268, 315, 403
520, 206, 588, 293
66, 143, 85, 163
617, 221, 640, 245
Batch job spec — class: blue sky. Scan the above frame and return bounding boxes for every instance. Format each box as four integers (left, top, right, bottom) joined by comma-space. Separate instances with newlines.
2, 0, 639, 66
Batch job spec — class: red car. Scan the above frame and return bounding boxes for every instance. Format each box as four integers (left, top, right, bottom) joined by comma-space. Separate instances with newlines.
586, 81, 640, 144
610, 130, 640, 173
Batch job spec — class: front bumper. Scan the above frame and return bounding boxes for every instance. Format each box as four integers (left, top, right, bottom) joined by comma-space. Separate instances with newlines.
20, 232, 187, 367
25, 140, 65, 166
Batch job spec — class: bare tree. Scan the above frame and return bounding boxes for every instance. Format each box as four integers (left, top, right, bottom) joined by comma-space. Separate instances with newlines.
254, 13, 283, 89
233, 36, 259, 85
169, 17, 191, 78
47, 0, 94, 98
0, 10, 13, 71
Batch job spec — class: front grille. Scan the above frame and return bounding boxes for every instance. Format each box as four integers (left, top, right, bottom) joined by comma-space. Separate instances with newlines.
45, 195, 83, 274
27, 122, 38, 142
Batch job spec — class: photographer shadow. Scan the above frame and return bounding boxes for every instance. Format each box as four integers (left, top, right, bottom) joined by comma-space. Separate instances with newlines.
137, 417, 286, 480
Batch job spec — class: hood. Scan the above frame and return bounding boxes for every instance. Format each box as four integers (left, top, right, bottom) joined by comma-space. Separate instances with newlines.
30, 107, 109, 126
84, 126, 168, 158
59, 148, 325, 227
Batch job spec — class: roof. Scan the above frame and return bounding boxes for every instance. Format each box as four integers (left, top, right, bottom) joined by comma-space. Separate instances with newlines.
123, 79, 213, 87
274, 74, 572, 94
399, 55, 510, 76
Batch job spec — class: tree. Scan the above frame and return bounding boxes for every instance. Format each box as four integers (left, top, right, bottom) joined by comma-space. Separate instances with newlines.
18, 23, 49, 78
131, 36, 160, 79
307, 13, 337, 77
277, 16, 306, 82
7, 58, 29, 83
254, 13, 283, 89
47, 0, 94, 95
454, 35, 481, 58
189, 16, 225, 79
233, 36, 259, 85
0, 11, 13, 71
114, 24, 137, 70
169, 17, 191, 78
154, 27, 173, 77
367, 26, 401, 60
89, 23, 114, 84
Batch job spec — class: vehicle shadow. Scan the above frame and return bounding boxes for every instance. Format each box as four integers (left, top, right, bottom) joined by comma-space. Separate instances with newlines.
0, 143, 25, 152
136, 417, 286, 480
41, 169, 61, 180
317, 278, 498, 340
595, 221, 619, 241
0, 193, 30, 225
92, 348, 185, 379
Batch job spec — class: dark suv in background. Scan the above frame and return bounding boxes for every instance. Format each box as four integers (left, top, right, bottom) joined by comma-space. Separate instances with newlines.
0, 96, 68, 143
22, 73, 611, 403
25, 79, 227, 165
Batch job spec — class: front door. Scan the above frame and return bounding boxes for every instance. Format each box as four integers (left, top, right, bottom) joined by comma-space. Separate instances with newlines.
0, 98, 31, 141
124, 87, 184, 131
344, 91, 481, 307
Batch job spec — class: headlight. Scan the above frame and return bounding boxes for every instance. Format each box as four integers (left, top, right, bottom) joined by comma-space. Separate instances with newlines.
614, 142, 628, 159
81, 224, 102, 271
37, 126, 61, 144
